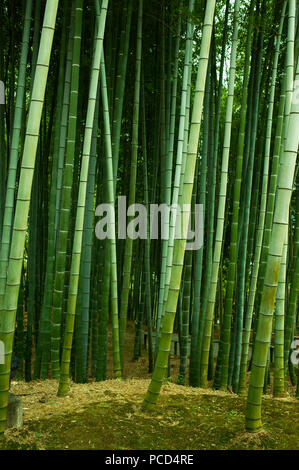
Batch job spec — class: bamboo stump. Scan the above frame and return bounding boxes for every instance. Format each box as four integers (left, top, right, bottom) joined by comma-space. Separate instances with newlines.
6, 394, 23, 429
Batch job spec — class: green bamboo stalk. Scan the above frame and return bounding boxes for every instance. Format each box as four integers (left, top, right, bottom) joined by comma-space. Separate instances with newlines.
99, 49, 122, 379
119, 0, 143, 370
200, 0, 240, 389
238, 2, 287, 394
111, 0, 133, 184
51, 0, 83, 379
245, 57, 299, 433
0, 0, 33, 310
273, 232, 287, 396
232, 9, 264, 393
75, 87, 99, 383
55, 9, 74, 238
157, 0, 195, 355
35, 3, 68, 379
214, 0, 254, 391
256, 0, 295, 309
143, 0, 216, 409
0, 0, 59, 434
58, 0, 109, 396
190, 59, 210, 387
141, 80, 154, 372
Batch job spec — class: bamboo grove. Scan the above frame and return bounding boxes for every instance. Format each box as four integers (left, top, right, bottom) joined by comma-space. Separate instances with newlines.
0, 0, 298, 436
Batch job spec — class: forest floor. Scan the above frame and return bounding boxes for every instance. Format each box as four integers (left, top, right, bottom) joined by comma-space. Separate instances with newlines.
1, 322, 298, 451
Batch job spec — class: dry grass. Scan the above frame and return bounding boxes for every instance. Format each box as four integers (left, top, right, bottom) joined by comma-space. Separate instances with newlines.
1, 321, 298, 450
3, 375, 297, 451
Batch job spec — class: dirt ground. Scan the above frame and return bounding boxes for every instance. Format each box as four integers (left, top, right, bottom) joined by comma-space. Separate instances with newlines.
1, 321, 298, 450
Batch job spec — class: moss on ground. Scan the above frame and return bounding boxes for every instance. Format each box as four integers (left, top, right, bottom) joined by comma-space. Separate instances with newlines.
1, 324, 297, 450
1, 383, 298, 450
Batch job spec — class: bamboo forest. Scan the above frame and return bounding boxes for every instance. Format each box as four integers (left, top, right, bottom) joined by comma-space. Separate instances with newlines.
0, 0, 298, 453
